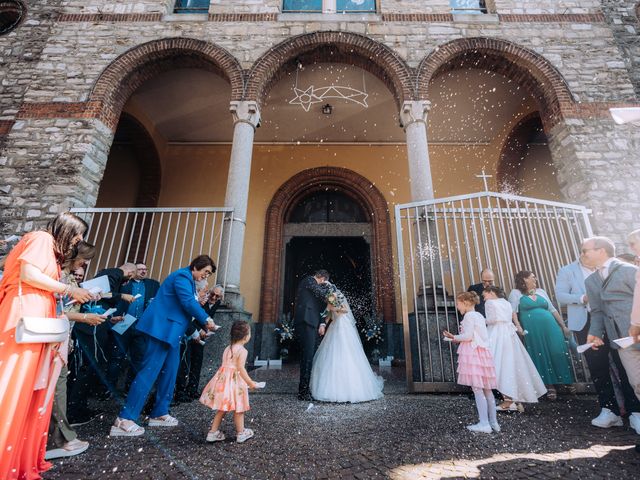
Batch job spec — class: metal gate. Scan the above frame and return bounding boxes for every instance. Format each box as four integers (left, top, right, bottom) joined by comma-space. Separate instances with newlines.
395, 192, 594, 392
70, 207, 234, 286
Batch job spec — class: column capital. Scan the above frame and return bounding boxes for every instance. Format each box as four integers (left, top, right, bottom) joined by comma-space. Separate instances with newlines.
399, 100, 431, 130
229, 100, 261, 130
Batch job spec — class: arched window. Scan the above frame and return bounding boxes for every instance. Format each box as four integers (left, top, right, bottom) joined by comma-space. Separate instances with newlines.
0, 0, 26, 35
288, 190, 368, 223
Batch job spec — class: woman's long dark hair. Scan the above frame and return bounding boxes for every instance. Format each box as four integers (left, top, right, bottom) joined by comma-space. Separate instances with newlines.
62, 241, 96, 271
46, 212, 88, 265
514, 270, 534, 294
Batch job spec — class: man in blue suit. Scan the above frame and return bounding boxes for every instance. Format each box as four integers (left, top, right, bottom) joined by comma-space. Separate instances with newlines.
110, 255, 219, 437
556, 252, 640, 428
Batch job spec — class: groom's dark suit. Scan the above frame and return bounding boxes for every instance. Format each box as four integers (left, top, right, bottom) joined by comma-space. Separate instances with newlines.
294, 275, 329, 399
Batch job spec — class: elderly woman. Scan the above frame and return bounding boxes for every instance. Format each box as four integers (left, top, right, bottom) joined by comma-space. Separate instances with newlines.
0, 213, 93, 480
508, 270, 574, 400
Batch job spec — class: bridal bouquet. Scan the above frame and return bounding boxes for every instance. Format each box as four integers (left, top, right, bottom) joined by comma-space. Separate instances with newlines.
274, 312, 295, 343
321, 286, 346, 319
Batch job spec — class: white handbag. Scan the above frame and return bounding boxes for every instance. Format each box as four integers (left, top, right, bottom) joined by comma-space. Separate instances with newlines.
15, 279, 69, 344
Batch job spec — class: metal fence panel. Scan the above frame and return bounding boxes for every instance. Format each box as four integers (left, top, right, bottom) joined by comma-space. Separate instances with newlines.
70, 207, 234, 286
395, 192, 594, 392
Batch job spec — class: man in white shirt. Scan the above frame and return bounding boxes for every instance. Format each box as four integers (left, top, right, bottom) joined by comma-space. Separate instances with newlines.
556, 252, 640, 428
583, 236, 640, 435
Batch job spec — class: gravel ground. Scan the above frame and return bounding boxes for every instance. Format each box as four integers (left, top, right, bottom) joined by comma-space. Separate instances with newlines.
44, 365, 640, 479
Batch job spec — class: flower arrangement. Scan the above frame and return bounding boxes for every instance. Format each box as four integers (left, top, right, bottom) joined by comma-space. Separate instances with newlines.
359, 311, 383, 344
274, 312, 295, 344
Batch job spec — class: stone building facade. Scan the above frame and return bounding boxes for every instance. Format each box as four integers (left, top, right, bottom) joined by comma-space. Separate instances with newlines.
1, 1, 639, 340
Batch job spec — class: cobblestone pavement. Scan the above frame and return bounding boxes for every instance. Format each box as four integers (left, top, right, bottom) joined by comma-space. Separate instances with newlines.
45, 365, 640, 479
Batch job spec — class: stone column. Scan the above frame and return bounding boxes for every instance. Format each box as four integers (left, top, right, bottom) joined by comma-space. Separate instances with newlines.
218, 100, 260, 310
400, 100, 435, 201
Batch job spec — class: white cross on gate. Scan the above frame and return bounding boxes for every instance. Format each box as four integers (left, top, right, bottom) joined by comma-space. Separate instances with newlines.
475, 169, 493, 192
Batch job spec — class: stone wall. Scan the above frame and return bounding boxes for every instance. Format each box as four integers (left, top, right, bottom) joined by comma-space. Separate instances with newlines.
0, 1, 61, 129
493, 0, 601, 14
10, 19, 637, 101
60, 0, 173, 14
549, 118, 640, 244
601, 0, 640, 98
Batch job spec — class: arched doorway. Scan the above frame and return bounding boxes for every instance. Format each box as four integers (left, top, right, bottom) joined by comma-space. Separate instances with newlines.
282, 189, 373, 322
260, 167, 394, 327
497, 112, 562, 200
95, 113, 161, 208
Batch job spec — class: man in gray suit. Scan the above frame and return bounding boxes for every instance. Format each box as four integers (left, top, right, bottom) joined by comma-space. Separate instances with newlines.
556, 252, 640, 428
584, 236, 640, 435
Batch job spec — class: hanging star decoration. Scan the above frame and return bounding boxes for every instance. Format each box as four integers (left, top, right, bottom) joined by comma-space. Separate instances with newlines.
289, 85, 369, 112
289, 65, 369, 112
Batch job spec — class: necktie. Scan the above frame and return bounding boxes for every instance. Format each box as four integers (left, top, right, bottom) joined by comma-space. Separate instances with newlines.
598, 266, 607, 280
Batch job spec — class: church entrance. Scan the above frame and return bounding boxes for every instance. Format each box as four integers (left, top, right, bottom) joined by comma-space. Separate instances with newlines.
283, 236, 373, 321
282, 236, 373, 361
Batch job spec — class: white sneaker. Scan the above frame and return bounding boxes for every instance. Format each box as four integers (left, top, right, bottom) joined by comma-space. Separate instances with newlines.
629, 412, 640, 435
591, 408, 623, 428
206, 430, 225, 442
236, 428, 254, 443
466, 423, 492, 434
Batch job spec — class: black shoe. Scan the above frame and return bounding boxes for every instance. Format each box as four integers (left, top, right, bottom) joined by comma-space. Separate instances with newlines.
68, 408, 101, 427
298, 393, 313, 401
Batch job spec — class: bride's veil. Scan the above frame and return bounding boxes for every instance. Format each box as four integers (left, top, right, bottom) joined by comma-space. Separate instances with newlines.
328, 283, 357, 327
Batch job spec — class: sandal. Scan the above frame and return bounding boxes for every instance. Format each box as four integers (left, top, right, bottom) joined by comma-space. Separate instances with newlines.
148, 414, 179, 427
546, 388, 557, 401
110, 418, 145, 437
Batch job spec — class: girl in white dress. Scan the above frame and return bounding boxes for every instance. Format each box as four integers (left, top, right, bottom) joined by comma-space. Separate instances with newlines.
309, 288, 384, 403
483, 286, 547, 412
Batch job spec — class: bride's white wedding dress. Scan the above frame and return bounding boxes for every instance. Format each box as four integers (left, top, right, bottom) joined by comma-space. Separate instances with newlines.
309, 299, 384, 403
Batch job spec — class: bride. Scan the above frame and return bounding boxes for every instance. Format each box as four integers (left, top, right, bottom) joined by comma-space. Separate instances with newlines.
309, 286, 384, 403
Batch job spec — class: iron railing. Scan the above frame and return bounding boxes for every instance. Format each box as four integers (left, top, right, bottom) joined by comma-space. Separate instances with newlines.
395, 192, 593, 392
70, 207, 234, 287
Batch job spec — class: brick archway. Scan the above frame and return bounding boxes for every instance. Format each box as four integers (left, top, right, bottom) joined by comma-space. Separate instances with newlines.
497, 111, 546, 188
246, 31, 414, 109
416, 37, 574, 131
88, 37, 245, 130
260, 167, 395, 325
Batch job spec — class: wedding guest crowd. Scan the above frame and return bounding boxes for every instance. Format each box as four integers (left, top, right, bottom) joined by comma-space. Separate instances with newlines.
3, 210, 640, 473
0, 213, 229, 477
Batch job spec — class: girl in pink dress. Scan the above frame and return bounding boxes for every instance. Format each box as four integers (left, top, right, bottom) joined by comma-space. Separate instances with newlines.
200, 320, 258, 443
444, 291, 499, 434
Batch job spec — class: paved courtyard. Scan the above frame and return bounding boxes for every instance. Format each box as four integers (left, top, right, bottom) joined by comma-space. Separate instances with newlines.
45, 365, 639, 479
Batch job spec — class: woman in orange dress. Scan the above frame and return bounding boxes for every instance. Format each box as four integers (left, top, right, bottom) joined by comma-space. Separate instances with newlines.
0, 212, 93, 480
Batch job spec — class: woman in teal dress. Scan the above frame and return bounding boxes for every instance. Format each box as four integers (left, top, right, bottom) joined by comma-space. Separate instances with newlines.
508, 271, 574, 400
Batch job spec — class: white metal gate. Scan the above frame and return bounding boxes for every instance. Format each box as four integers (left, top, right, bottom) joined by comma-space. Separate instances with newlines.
395, 192, 594, 392
70, 207, 234, 286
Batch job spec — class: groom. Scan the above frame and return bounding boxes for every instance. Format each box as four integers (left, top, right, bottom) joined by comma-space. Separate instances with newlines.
294, 269, 330, 401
